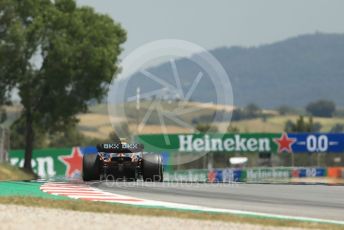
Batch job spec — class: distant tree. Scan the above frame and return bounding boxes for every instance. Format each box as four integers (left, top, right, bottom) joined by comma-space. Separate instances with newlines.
245, 103, 261, 118
195, 123, 218, 133
193, 111, 225, 124
231, 104, 262, 121
310, 121, 322, 132
227, 125, 239, 133
284, 120, 295, 132
330, 124, 344, 133
295, 116, 308, 132
0, 0, 126, 172
0, 0, 14, 124
277, 105, 294, 115
306, 100, 336, 117
231, 108, 245, 121
284, 116, 322, 132
49, 126, 86, 148
10, 118, 46, 149
0, 108, 6, 124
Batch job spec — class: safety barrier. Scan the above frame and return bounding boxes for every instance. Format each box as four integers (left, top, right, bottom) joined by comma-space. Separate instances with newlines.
8, 147, 344, 181
166, 167, 343, 183
327, 167, 343, 178
164, 169, 208, 182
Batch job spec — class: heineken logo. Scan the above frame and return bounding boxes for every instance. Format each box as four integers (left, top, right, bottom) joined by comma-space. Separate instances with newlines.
178, 134, 271, 152
273, 133, 296, 153
59, 147, 83, 177
10, 156, 57, 178
9, 147, 84, 178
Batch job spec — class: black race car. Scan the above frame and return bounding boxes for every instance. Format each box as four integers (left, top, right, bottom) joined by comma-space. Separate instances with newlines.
82, 142, 163, 182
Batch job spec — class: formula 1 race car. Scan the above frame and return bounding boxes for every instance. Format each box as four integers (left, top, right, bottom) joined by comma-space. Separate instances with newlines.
82, 142, 163, 182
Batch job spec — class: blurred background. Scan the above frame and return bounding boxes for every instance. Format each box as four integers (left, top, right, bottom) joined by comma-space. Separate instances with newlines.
1, 0, 344, 182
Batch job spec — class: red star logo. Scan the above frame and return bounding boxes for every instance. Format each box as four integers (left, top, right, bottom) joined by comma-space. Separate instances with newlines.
274, 133, 296, 153
59, 147, 83, 177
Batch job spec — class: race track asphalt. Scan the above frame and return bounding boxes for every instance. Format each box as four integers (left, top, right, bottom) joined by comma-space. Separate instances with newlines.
91, 182, 344, 221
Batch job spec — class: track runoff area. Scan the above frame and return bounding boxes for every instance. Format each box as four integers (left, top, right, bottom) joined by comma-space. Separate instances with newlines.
40, 180, 344, 225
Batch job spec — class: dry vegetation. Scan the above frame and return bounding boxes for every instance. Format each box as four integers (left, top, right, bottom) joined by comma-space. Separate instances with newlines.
0, 164, 36, 181
78, 102, 344, 139
4, 103, 344, 139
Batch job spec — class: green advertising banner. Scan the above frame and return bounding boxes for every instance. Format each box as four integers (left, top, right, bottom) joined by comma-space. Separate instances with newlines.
164, 169, 208, 182
136, 133, 280, 153
10, 147, 83, 178
137, 133, 344, 154
245, 167, 291, 182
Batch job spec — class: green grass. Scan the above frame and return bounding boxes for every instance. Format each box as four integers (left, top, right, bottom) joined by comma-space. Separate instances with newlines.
0, 181, 68, 199
0, 163, 36, 181
0, 196, 342, 229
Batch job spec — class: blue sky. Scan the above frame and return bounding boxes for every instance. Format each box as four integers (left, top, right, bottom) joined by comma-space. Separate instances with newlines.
77, 0, 344, 56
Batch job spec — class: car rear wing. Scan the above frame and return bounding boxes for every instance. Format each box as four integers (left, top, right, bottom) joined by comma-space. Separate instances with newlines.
96, 143, 144, 153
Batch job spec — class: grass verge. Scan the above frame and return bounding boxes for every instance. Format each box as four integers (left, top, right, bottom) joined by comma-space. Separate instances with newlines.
0, 163, 36, 181
0, 196, 342, 229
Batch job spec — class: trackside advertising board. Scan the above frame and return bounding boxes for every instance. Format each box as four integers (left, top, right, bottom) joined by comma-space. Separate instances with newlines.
10, 146, 97, 178
8, 132, 344, 179
167, 167, 332, 183
136, 133, 344, 153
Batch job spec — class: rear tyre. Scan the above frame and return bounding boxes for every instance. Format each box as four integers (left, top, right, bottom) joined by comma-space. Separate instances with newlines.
142, 153, 163, 182
82, 154, 100, 181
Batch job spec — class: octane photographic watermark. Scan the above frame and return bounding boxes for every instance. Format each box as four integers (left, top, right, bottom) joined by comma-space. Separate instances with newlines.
107, 39, 233, 166
97, 174, 239, 189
